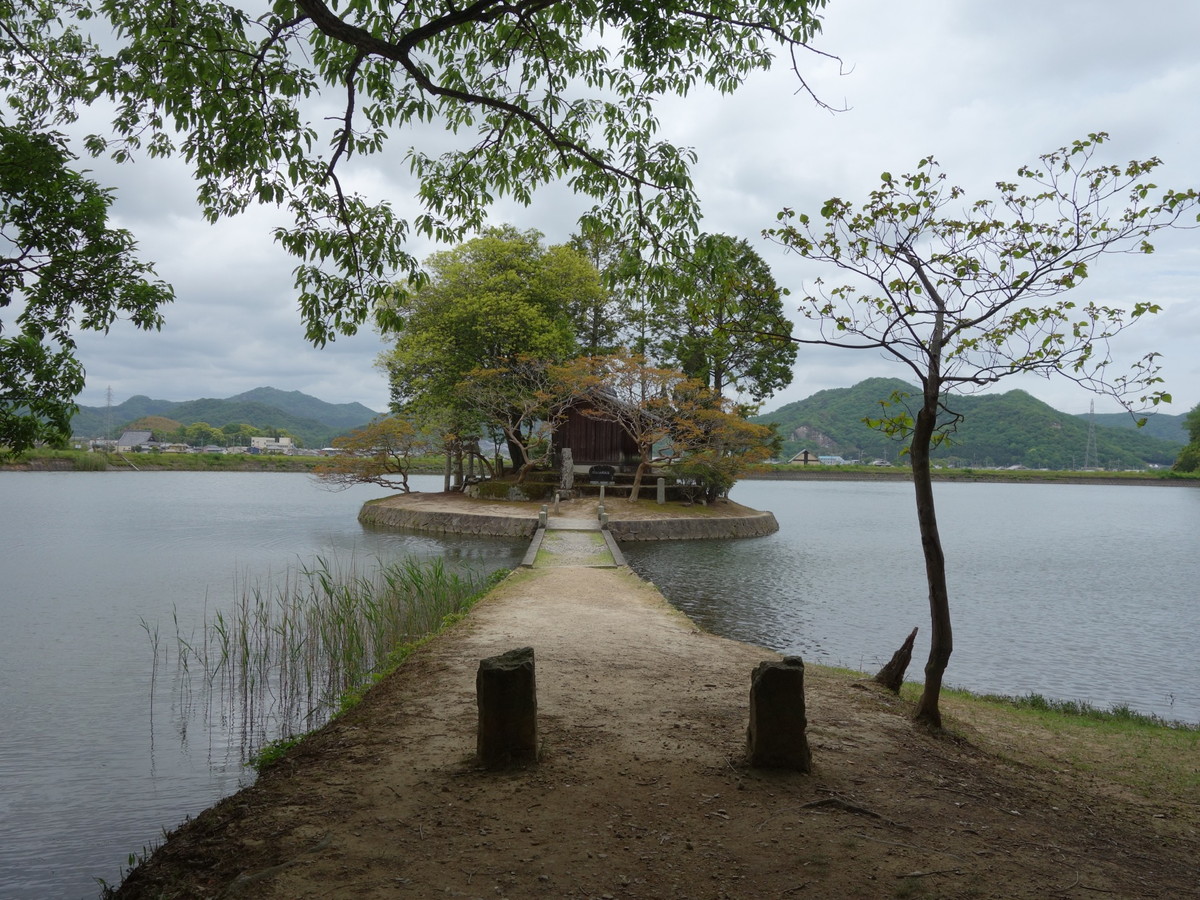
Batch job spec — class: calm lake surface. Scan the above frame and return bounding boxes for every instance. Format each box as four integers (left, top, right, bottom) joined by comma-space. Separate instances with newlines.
623, 478, 1200, 724
1, 472, 1197, 898
0, 473, 525, 900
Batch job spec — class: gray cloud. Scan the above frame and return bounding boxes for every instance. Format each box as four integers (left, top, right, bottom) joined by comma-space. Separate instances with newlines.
72, 0, 1198, 420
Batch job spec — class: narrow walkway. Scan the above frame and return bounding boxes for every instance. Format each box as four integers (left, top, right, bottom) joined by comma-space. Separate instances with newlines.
520, 500, 627, 568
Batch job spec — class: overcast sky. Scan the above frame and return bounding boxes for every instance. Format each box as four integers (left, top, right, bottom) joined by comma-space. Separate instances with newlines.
71, 0, 1200, 418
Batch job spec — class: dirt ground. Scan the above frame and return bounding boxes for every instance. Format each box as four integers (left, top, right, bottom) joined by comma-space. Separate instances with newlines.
112, 497, 1198, 900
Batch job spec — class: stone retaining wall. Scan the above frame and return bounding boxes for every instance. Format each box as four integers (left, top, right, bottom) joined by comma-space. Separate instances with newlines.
359, 499, 779, 542
607, 512, 778, 542
358, 503, 538, 538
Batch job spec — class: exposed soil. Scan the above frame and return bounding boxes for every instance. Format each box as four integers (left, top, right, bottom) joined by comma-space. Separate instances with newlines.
112, 538, 1198, 900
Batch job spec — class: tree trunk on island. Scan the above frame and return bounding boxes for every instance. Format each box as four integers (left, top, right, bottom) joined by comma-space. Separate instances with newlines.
629, 455, 650, 501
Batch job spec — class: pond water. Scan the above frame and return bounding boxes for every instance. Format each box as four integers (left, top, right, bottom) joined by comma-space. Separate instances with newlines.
622, 478, 1200, 724
0, 472, 524, 900
1, 472, 1196, 898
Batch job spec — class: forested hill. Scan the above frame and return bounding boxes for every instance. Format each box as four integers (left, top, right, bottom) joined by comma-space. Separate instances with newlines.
71, 388, 381, 449
754, 378, 1186, 469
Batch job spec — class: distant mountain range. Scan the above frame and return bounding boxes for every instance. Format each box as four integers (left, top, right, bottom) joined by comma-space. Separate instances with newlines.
71, 387, 382, 449
754, 378, 1187, 469
72, 381, 1187, 468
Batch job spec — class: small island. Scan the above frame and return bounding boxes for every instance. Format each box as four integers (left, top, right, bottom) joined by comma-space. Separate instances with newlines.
359, 491, 780, 541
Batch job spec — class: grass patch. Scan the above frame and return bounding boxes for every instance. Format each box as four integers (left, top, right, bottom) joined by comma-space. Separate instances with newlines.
247, 734, 305, 772
972, 691, 1197, 728
6, 448, 109, 470
917, 684, 1200, 802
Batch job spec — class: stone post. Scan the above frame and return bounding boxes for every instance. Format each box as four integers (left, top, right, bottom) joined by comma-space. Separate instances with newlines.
559, 448, 574, 498
656, 477, 666, 505
747, 657, 812, 772
476, 647, 538, 767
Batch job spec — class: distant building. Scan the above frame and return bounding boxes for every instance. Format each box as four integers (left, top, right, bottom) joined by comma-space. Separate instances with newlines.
788, 449, 822, 465
250, 436, 295, 454
116, 430, 155, 452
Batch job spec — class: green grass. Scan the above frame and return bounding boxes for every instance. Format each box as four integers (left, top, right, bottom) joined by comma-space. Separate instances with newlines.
902, 683, 1200, 800
6, 448, 110, 469
118, 451, 324, 471
969, 690, 1199, 729
165, 556, 508, 768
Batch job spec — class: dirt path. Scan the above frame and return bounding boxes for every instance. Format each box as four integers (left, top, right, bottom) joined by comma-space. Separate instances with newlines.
115, 519, 1197, 899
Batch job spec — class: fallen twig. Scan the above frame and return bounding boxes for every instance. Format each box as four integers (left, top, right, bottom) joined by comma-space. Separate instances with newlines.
801, 797, 882, 819
897, 868, 962, 879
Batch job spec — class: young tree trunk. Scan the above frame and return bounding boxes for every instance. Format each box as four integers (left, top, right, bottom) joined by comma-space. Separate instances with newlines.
910, 401, 952, 730
469, 444, 495, 479
629, 456, 649, 501
505, 434, 526, 474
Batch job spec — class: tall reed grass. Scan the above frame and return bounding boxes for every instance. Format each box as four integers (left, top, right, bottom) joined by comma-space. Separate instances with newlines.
161, 556, 501, 762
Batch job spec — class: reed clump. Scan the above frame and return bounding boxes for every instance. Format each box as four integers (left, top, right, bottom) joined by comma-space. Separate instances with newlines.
168, 556, 501, 761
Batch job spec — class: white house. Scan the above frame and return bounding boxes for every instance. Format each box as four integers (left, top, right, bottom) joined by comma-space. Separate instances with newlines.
250, 435, 296, 454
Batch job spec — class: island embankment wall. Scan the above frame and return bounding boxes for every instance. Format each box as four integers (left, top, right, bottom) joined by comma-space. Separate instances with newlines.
359, 495, 779, 541
358, 499, 539, 538
606, 511, 778, 541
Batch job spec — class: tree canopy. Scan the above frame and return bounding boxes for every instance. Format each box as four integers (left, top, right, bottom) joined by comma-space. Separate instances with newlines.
382, 225, 587, 415
655, 232, 796, 403
2, 0, 830, 332
1172, 401, 1200, 473
0, 126, 172, 453
314, 416, 437, 492
1, 0, 831, 450
767, 133, 1199, 728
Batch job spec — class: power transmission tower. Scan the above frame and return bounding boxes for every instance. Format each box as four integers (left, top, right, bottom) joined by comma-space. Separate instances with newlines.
1083, 400, 1099, 470
105, 385, 118, 442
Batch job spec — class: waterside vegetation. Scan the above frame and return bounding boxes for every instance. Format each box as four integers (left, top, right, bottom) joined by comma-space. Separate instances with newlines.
151, 556, 507, 768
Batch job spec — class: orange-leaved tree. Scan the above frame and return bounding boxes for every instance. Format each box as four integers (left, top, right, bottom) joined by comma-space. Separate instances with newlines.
314, 417, 437, 493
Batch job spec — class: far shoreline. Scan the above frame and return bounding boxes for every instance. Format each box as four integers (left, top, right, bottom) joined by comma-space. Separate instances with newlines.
745, 467, 1200, 488
3, 451, 1198, 487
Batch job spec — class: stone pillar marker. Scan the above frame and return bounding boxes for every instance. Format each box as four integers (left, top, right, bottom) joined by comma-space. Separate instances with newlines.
476, 646, 538, 767
656, 477, 666, 505
746, 657, 812, 772
559, 449, 574, 498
